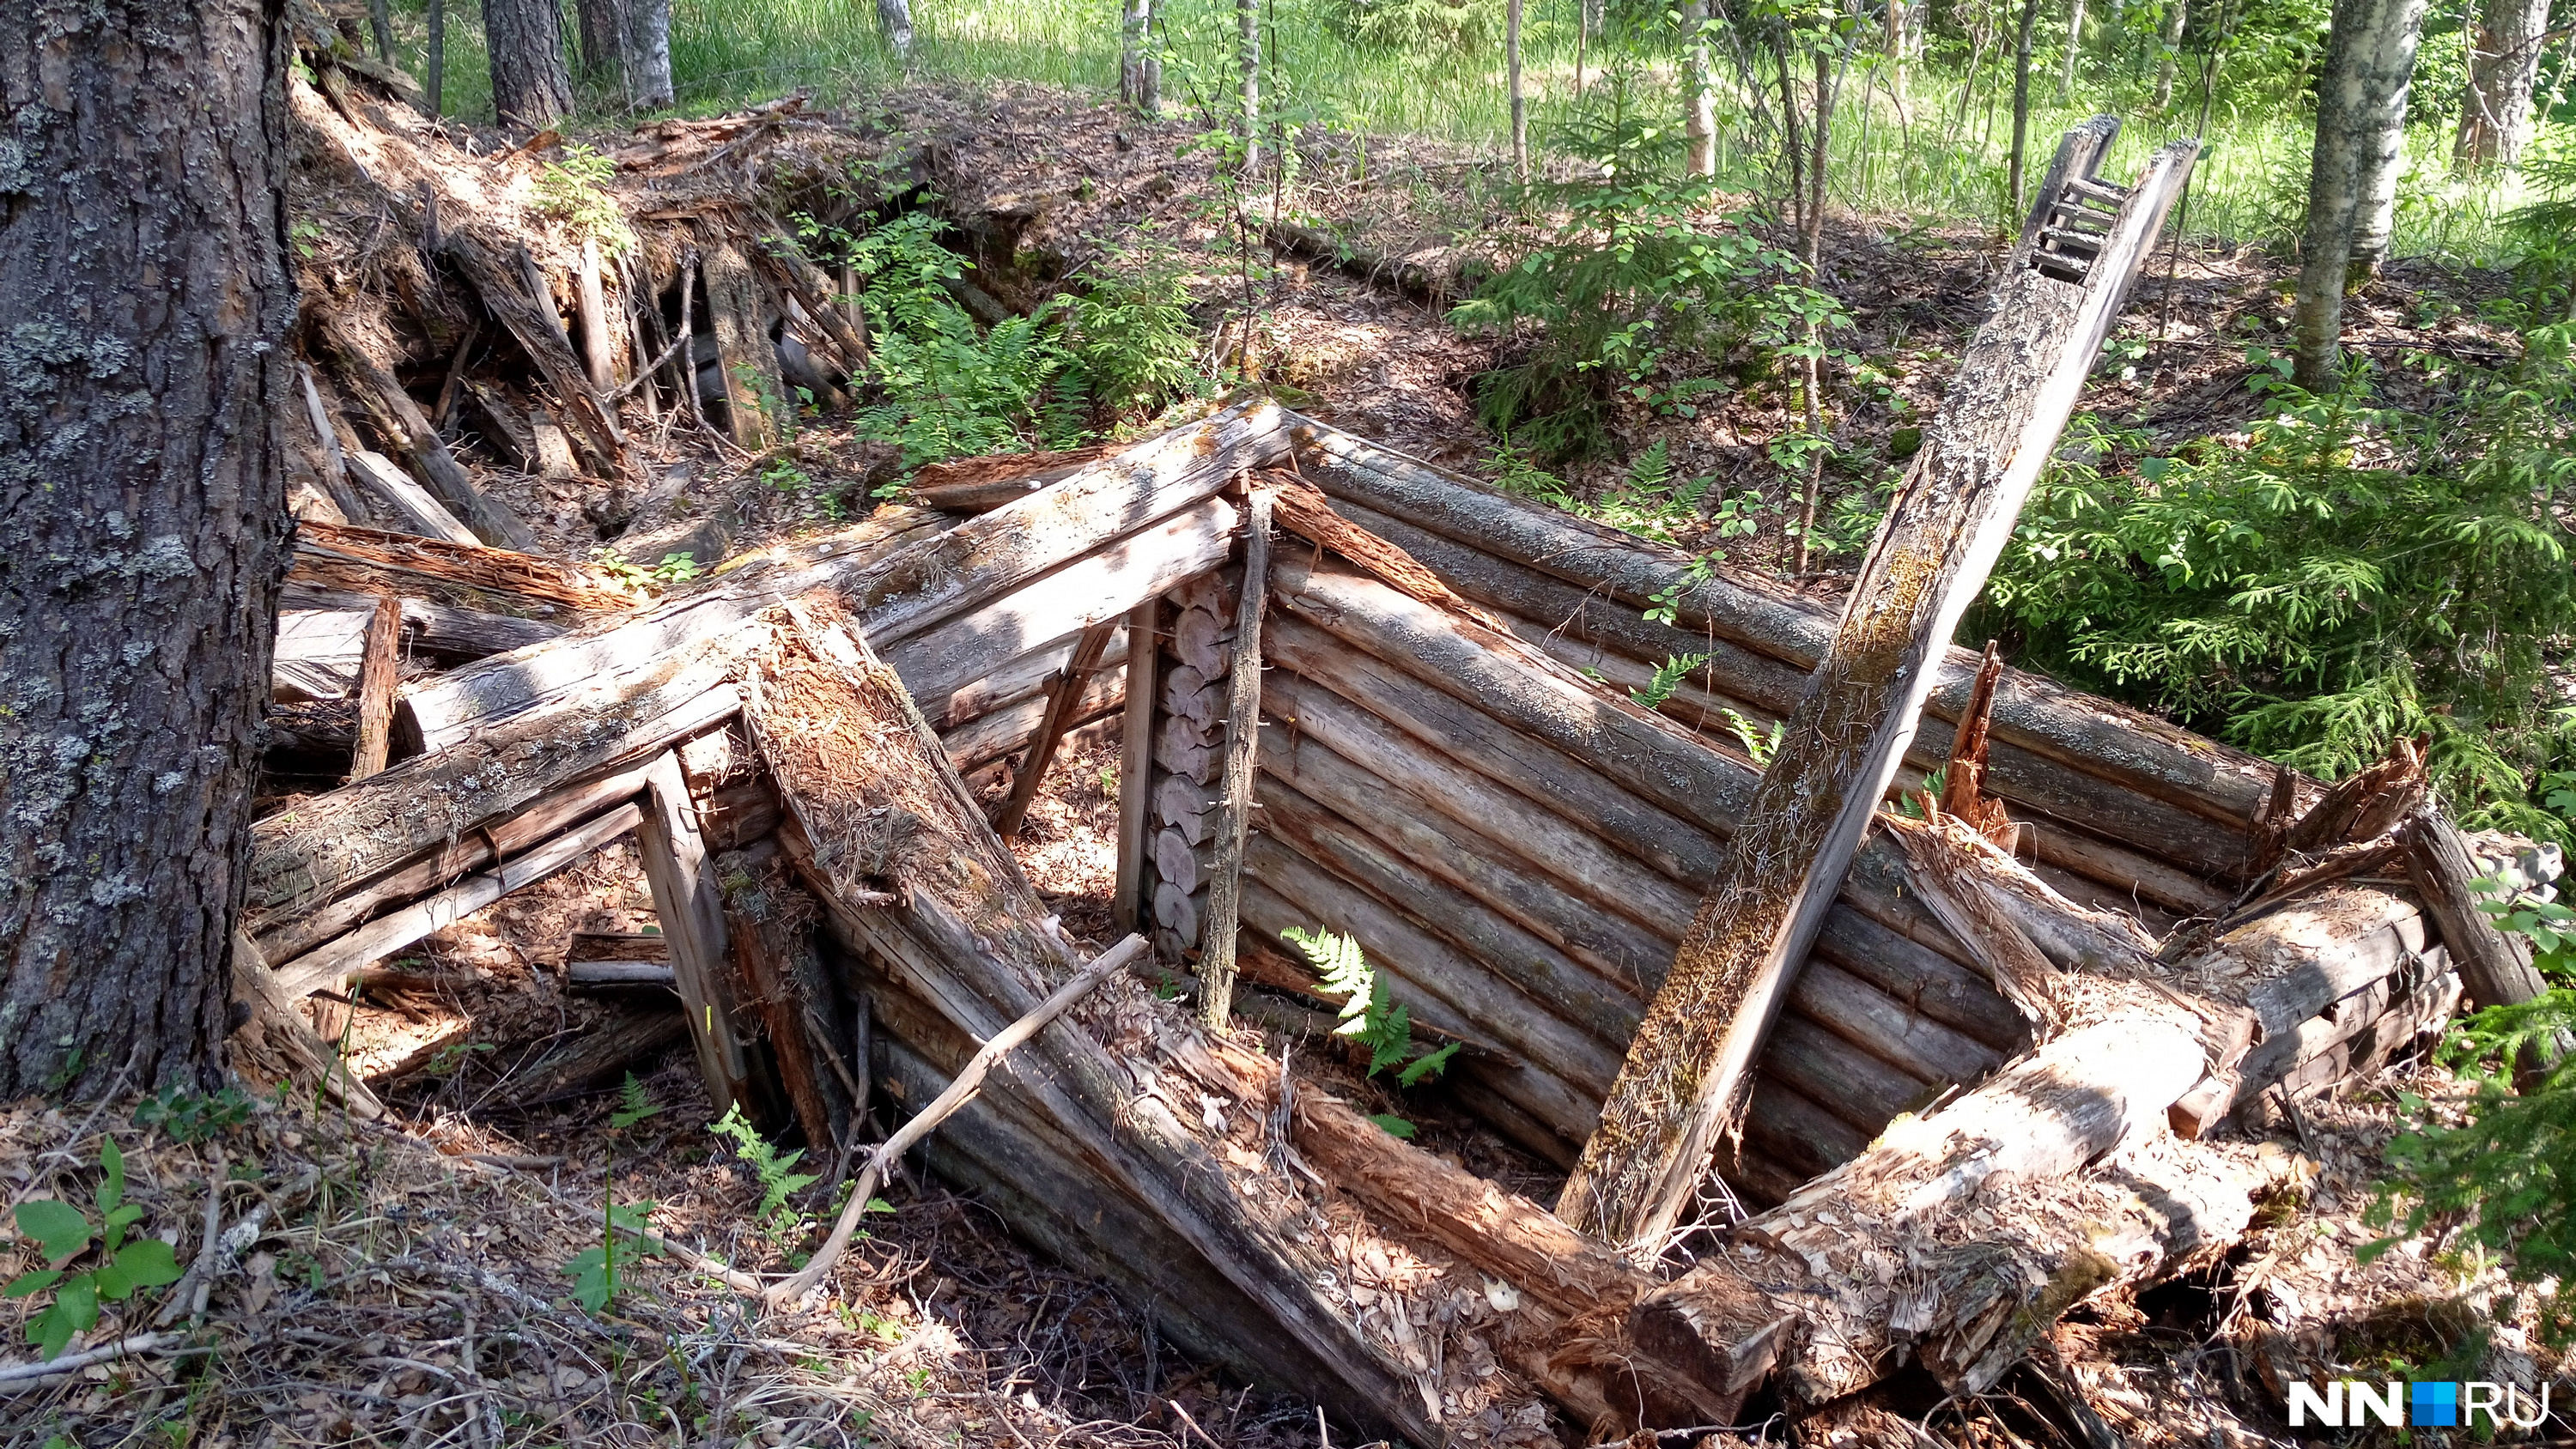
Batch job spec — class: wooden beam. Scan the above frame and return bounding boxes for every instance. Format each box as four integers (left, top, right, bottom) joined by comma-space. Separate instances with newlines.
991, 620, 1121, 838
635, 752, 754, 1115
1198, 489, 1273, 1026
703, 239, 786, 451
1113, 599, 1161, 935
347, 595, 405, 782
1558, 124, 2197, 1255
344, 449, 482, 547
312, 315, 540, 551
444, 231, 626, 465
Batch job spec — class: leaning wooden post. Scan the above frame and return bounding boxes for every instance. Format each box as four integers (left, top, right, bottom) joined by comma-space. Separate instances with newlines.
1197, 488, 1275, 1027
1557, 120, 2199, 1256
1112, 599, 1163, 934
991, 620, 1122, 838
635, 751, 754, 1114
347, 596, 405, 783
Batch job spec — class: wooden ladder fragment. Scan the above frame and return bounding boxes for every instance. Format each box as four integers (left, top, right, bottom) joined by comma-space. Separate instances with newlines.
1558, 119, 2200, 1256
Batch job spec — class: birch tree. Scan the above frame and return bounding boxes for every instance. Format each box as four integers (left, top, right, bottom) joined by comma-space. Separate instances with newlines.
2292, 0, 2429, 390
1686, 1, 1718, 176
2455, 0, 2555, 167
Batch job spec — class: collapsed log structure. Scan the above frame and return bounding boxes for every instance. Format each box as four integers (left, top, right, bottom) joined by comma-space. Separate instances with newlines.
241, 76, 2563, 1445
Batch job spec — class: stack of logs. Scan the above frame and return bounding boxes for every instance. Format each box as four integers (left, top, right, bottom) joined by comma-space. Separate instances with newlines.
1147, 573, 1239, 965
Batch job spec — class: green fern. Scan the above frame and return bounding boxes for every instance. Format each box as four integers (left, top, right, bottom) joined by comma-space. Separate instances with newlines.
1631, 652, 1710, 710
709, 1105, 819, 1246
1281, 927, 1455, 1084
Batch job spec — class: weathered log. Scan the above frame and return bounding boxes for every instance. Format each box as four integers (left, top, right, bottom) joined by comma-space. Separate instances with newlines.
230, 931, 386, 1121
908, 443, 1121, 512
2404, 806, 2549, 1010
1260, 218, 1473, 300
270, 801, 644, 997
1938, 641, 2017, 848
1287, 415, 2283, 848
281, 585, 568, 661
345, 449, 482, 547
397, 402, 1284, 750
1113, 599, 1162, 935
703, 239, 786, 450
1561, 129, 2199, 1254
576, 235, 618, 390
635, 752, 755, 1114
741, 595, 1443, 1445
925, 624, 1130, 729
1199, 491, 1273, 1024
568, 961, 677, 987
290, 521, 641, 614
349, 596, 404, 781
987, 619, 1125, 839
518, 1002, 695, 1098
444, 231, 624, 464
295, 362, 371, 524
314, 315, 541, 550
721, 857, 848, 1162
939, 669, 1123, 776
272, 608, 374, 702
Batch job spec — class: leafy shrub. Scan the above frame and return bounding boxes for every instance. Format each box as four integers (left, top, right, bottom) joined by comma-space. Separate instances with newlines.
1327, 0, 1501, 51
1978, 342, 2576, 840
532, 145, 631, 252
6, 1138, 183, 1359
1059, 246, 1205, 421
1453, 94, 1802, 462
709, 1103, 820, 1247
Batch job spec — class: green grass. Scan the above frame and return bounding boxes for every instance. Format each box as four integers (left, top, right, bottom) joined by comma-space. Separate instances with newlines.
359, 1, 2560, 267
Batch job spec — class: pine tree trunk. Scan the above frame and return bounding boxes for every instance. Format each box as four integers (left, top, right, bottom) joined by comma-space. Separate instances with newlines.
483, 0, 574, 127
2455, 0, 2553, 168
2292, 0, 2428, 390
1238, 0, 1262, 175
2152, 0, 2186, 109
0, 0, 295, 1099
1683, 1, 1716, 176
577, 0, 625, 87
1510, 0, 1531, 179
878, 0, 914, 67
368, 0, 393, 60
428, 0, 447, 117
2008, 0, 2041, 217
624, 0, 674, 109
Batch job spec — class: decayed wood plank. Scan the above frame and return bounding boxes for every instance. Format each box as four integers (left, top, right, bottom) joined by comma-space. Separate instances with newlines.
270, 802, 644, 997
1559, 128, 2200, 1254
1198, 490, 1273, 1025
398, 402, 1284, 750
908, 443, 1121, 512
635, 752, 754, 1114
291, 521, 642, 614
704, 239, 787, 450
1113, 599, 1162, 934
991, 621, 1122, 838
349, 596, 405, 782
939, 670, 1124, 776
313, 316, 540, 551
345, 450, 482, 547
445, 231, 625, 464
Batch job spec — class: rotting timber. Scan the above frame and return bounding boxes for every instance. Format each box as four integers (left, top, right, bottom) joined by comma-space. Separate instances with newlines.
237, 64, 2564, 1446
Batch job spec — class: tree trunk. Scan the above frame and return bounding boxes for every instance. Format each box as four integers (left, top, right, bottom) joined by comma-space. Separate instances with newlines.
2291, 0, 2428, 390
427, 0, 447, 117
1556, 125, 2198, 1257
2008, 0, 2042, 217
1684, 1, 1716, 176
1238, 0, 1262, 175
2152, 0, 2186, 108
2061, 0, 2087, 98
576, 0, 624, 84
1510, 0, 1531, 180
878, 0, 914, 67
482, 0, 574, 128
623, 0, 674, 109
2455, 0, 2552, 167
0, 0, 295, 1098
1121, 0, 1157, 111
368, 0, 394, 60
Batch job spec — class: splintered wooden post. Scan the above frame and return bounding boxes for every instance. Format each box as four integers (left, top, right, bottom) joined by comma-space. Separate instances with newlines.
1197, 488, 1275, 1028
347, 596, 405, 782
1112, 598, 1162, 934
992, 620, 1122, 838
704, 239, 787, 451
1557, 119, 2199, 1256
636, 751, 754, 1113
1936, 640, 2016, 848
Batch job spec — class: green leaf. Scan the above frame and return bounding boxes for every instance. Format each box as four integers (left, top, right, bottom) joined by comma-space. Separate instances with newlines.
27, 1276, 96, 1360
564, 1246, 614, 1313
1366, 1114, 1417, 1140
93, 1240, 181, 1301
1398, 1042, 1461, 1088
3, 1269, 63, 1299
15, 1201, 91, 1264
96, 1138, 125, 1216
866, 1197, 896, 1215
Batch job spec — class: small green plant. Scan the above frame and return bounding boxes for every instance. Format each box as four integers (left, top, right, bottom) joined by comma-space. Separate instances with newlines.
565, 1074, 666, 1314
1059, 244, 1205, 420
1631, 652, 1710, 711
1719, 708, 1782, 767
131, 1084, 251, 1144
590, 549, 702, 589
6, 1138, 185, 1359
532, 145, 631, 252
708, 1104, 820, 1247
1280, 926, 1457, 1088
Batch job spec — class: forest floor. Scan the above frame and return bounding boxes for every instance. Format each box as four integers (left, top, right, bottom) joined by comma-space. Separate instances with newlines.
4, 72, 2566, 1449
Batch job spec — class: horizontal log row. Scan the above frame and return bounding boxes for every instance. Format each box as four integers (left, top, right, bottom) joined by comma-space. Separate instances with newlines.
1288, 419, 2286, 886
1244, 556, 2034, 1191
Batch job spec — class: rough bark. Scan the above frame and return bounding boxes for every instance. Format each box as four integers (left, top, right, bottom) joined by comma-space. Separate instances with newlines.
1197, 492, 1273, 1025
2455, 0, 2553, 167
0, 0, 295, 1097
878, 0, 914, 67
622, 0, 674, 110
1121, 0, 1159, 112
1558, 128, 2197, 1256
2293, 0, 2430, 388
1684, 1, 1717, 177
482, 0, 574, 128
575, 0, 624, 84
348, 597, 405, 782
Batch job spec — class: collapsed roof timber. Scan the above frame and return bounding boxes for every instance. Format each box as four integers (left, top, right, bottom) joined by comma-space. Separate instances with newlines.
251, 387, 2567, 1443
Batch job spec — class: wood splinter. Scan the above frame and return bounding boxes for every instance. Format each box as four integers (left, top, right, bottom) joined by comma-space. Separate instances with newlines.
1197, 488, 1275, 1028
766, 932, 1151, 1307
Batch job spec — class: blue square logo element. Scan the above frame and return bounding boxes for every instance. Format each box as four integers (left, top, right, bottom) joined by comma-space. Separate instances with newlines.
2412, 1381, 2459, 1427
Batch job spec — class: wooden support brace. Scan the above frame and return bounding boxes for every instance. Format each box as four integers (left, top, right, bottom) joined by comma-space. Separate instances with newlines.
703, 239, 787, 451
1113, 599, 1163, 935
1558, 121, 2198, 1257
635, 752, 755, 1114
313, 315, 540, 551
1198, 488, 1274, 1027
348, 595, 405, 782
991, 619, 1122, 838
